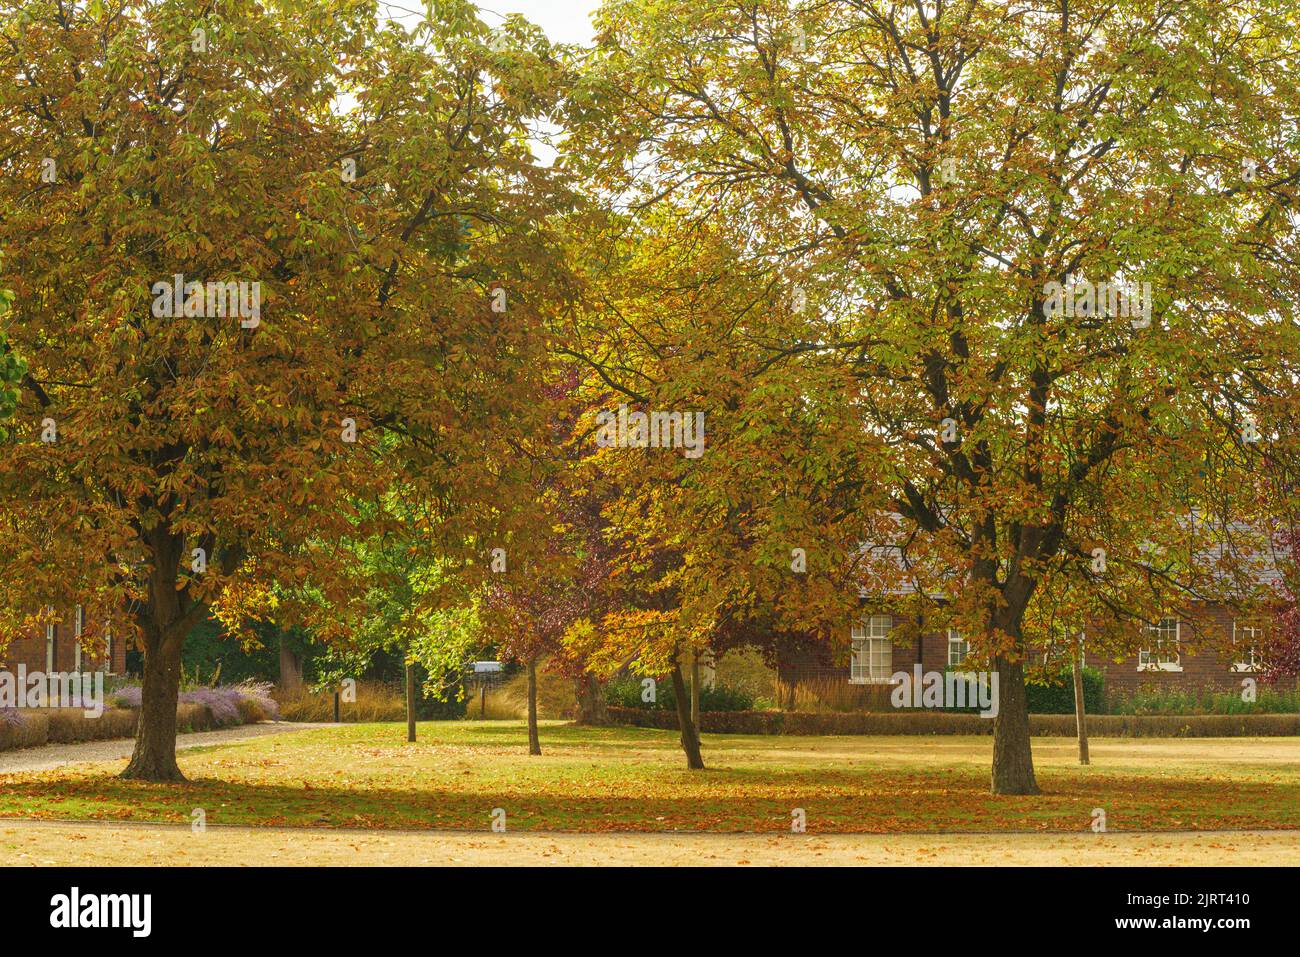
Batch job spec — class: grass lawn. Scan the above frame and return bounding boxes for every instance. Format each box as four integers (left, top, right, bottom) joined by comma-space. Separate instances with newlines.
0, 721, 1298, 833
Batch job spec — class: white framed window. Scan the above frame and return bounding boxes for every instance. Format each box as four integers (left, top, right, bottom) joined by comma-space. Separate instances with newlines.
1139, 618, 1182, 671
947, 629, 969, 667
850, 615, 894, 683
74, 605, 83, 671
1232, 620, 1263, 672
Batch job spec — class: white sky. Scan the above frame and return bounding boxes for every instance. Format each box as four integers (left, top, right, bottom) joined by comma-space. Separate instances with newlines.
477, 0, 602, 45
379, 1, 602, 45
373, 2, 602, 165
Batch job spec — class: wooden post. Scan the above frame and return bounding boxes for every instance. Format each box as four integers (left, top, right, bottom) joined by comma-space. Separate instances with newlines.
527, 657, 541, 756
1073, 634, 1090, 765
690, 651, 701, 728
405, 661, 417, 743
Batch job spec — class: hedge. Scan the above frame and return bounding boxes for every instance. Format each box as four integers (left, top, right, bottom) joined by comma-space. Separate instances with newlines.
604, 676, 754, 712
0, 711, 48, 751
1025, 667, 1105, 715
607, 707, 1300, 737
45, 707, 138, 743
0, 700, 268, 753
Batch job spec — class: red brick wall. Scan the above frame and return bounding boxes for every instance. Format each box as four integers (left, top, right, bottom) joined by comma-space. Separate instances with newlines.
784, 624, 959, 685
1084, 602, 1273, 694
791, 602, 1278, 698
1, 607, 128, 676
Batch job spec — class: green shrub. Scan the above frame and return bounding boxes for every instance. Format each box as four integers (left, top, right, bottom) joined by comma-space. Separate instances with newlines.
1107, 685, 1299, 716
602, 676, 645, 710
1025, 666, 1105, 715
698, 684, 755, 712
604, 676, 753, 712
416, 691, 468, 720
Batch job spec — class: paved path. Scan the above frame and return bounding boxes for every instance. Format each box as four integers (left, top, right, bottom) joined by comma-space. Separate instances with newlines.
0, 722, 329, 775
0, 821, 1296, 865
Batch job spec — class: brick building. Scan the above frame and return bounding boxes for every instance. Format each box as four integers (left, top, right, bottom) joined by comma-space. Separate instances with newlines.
783, 529, 1289, 704
840, 601, 1275, 695
1, 605, 128, 676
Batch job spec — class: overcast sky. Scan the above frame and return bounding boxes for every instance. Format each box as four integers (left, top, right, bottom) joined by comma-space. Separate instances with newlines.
380, 1, 602, 45
477, 0, 602, 45
374, 2, 602, 165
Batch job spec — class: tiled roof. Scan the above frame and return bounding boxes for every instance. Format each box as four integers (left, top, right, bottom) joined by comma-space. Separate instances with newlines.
854, 517, 1289, 598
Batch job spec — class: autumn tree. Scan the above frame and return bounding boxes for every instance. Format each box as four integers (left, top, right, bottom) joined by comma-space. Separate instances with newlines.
555, 207, 872, 770
1258, 525, 1300, 686
327, 490, 487, 743
0, 0, 566, 779
567, 0, 1300, 793
479, 369, 621, 754
0, 265, 20, 437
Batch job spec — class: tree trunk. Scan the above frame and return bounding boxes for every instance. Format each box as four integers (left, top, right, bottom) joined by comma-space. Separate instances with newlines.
669, 663, 705, 769
120, 627, 185, 781
1073, 636, 1090, 765
527, 657, 541, 756
574, 673, 610, 725
991, 652, 1040, 794
690, 651, 701, 728
121, 525, 193, 782
405, 660, 417, 743
279, 634, 304, 691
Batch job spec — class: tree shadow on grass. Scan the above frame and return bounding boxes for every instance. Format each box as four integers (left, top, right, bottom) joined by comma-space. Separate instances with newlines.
0, 762, 1295, 833
307, 722, 694, 763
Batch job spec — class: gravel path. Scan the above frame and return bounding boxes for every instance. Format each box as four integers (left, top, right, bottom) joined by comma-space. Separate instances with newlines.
0, 822, 1297, 865
0, 722, 330, 775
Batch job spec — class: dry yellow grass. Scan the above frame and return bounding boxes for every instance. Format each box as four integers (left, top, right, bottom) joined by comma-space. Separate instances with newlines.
273, 672, 579, 723
465, 669, 574, 721
0, 820, 1296, 866
779, 677, 895, 712
274, 681, 406, 722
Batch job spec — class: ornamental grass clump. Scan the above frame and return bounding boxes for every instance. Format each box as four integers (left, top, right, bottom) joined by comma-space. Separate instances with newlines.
231, 681, 280, 721
109, 682, 279, 726
180, 686, 242, 726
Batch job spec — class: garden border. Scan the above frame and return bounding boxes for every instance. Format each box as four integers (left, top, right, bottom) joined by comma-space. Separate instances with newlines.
608, 707, 1300, 737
